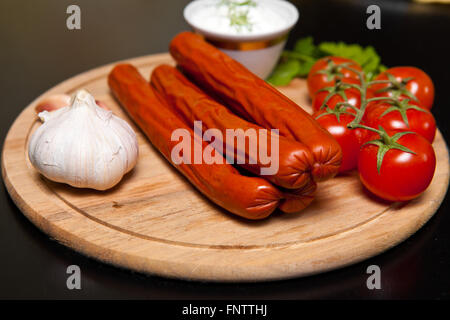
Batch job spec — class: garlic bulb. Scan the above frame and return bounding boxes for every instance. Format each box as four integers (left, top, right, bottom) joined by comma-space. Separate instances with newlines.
28, 89, 139, 190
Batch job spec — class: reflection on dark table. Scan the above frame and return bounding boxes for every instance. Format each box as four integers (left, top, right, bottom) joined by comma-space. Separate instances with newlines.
0, 0, 449, 299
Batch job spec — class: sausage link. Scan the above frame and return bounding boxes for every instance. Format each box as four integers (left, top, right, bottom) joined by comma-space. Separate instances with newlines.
151, 64, 314, 190
169, 32, 343, 182
151, 64, 316, 213
108, 64, 282, 219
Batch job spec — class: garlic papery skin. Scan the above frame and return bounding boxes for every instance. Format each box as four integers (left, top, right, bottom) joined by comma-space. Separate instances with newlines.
28, 89, 139, 191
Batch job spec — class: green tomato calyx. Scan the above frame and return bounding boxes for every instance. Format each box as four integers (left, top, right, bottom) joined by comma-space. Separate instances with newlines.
372, 73, 419, 103
379, 98, 427, 127
354, 125, 416, 174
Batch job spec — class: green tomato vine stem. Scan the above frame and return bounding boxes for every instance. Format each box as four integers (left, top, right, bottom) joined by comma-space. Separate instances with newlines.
315, 63, 421, 175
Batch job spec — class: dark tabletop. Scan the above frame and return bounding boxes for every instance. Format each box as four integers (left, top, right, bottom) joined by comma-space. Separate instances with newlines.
0, 0, 449, 300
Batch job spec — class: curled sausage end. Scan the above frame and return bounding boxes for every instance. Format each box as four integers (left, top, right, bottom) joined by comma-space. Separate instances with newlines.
238, 182, 282, 220
278, 180, 317, 213
310, 144, 343, 182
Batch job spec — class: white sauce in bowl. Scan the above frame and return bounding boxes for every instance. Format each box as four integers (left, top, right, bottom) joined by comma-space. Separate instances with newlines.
185, 0, 298, 37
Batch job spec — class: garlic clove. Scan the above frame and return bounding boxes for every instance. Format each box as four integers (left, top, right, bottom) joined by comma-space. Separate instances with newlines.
35, 93, 110, 114
95, 100, 110, 111
28, 89, 138, 191
35, 94, 71, 113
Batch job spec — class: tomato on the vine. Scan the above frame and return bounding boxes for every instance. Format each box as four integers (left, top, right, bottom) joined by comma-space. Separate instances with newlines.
307, 56, 363, 98
358, 129, 436, 202
314, 107, 366, 173
370, 67, 435, 110
312, 77, 374, 112
364, 99, 436, 143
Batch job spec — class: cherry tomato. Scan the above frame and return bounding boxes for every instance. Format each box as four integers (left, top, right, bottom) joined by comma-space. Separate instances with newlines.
307, 56, 363, 98
364, 99, 436, 143
314, 108, 366, 173
358, 130, 436, 201
312, 77, 374, 112
371, 67, 435, 109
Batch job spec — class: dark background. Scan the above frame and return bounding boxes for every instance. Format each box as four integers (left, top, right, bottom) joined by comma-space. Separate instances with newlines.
0, 0, 449, 299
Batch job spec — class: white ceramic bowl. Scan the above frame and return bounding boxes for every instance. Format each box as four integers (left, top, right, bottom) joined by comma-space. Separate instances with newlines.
183, 0, 299, 79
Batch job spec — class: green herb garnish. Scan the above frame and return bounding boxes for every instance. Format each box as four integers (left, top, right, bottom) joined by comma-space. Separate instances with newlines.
267, 36, 387, 85
219, 0, 257, 32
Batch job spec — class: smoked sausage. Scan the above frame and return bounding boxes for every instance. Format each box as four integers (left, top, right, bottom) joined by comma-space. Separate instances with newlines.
108, 64, 282, 219
169, 32, 342, 182
151, 64, 314, 190
150, 64, 316, 213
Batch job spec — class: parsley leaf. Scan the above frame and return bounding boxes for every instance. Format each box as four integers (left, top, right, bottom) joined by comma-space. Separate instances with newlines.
267, 59, 301, 86
267, 37, 386, 84
293, 36, 317, 56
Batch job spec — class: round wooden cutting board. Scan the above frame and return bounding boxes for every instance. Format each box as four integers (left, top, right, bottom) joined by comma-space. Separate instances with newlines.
2, 53, 449, 282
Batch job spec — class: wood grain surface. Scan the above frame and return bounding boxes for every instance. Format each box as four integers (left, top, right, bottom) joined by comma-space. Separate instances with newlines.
2, 53, 449, 282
